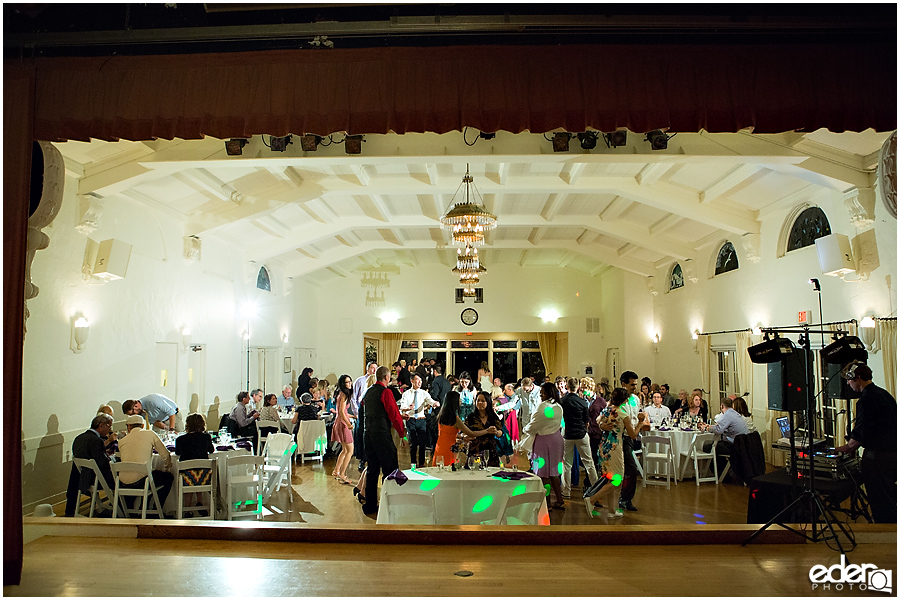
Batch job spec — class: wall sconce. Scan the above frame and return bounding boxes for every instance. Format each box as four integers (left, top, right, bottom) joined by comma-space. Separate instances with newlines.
282, 333, 290, 345
71, 317, 90, 353
242, 330, 250, 341
380, 311, 399, 324
540, 309, 560, 323
859, 316, 878, 353
652, 333, 660, 353
181, 327, 192, 352
691, 330, 700, 353
752, 325, 763, 336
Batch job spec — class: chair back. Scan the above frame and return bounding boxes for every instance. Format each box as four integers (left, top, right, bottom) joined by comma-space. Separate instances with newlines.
175, 458, 216, 519
493, 491, 545, 525
256, 420, 280, 455
297, 419, 327, 454
264, 433, 294, 459
641, 435, 672, 457
691, 432, 717, 455
111, 460, 162, 519
73, 457, 114, 517
225, 454, 264, 520
385, 492, 437, 525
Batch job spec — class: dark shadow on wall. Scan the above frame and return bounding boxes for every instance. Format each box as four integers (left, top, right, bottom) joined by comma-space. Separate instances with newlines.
189, 393, 200, 415
21, 415, 68, 512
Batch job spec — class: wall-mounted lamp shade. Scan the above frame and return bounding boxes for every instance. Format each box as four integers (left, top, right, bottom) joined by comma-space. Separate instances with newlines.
540, 309, 560, 322
752, 326, 763, 336
282, 333, 289, 344
72, 317, 90, 352
821, 336, 867, 365
691, 330, 699, 340
181, 327, 192, 351
858, 317, 877, 351
747, 337, 795, 363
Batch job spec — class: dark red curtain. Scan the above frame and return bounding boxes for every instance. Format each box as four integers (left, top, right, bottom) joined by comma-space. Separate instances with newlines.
29, 43, 896, 142
3, 61, 33, 586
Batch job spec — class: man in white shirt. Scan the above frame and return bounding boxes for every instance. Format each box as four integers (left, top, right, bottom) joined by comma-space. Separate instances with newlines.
614, 370, 641, 512
117, 414, 175, 510
399, 374, 440, 467
645, 392, 672, 425
350, 362, 377, 471
516, 377, 541, 431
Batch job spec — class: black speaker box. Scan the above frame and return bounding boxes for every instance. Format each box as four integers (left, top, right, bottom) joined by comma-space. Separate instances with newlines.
824, 362, 856, 400
767, 348, 813, 411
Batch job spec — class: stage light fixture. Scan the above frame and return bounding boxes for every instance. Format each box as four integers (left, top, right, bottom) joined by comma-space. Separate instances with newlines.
225, 139, 248, 156
577, 132, 598, 150
300, 134, 322, 152
344, 135, 364, 155
269, 135, 292, 152
605, 131, 628, 148
645, 130, 670, 150
747, 336, 796, 364
821, 335, 867, 365
552, 132, 572, 152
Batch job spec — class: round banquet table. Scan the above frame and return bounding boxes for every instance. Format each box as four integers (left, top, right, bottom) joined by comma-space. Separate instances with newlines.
647, 427, 702, 479
377, 466, 550, 526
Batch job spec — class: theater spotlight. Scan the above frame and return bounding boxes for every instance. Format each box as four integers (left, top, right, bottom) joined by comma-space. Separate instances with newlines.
552, 132, 572, 152
300, 134, 322, 152
604, 131, 628, 148
344, 135, 364, 154
225, 138, 248, 156
645, 130, 671, 150
821, 335, 867, 365
268, 135, 292, 152
577, 132, 598, 150
747, 336, 795, 364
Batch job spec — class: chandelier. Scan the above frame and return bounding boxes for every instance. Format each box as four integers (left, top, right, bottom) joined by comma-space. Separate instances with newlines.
440, 166, 497, 247
452, 243, 486, 295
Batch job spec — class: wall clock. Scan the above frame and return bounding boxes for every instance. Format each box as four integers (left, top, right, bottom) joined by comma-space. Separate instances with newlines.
461, 308, 478, 326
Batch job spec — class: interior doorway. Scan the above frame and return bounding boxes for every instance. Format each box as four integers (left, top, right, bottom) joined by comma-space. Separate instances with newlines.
453, 351, 488, 381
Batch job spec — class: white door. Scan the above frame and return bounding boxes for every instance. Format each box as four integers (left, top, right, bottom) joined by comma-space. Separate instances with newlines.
187, 344, 205, 413
294, 348, 317, 384
156, 342, 178, 399
250, 347, 283, 394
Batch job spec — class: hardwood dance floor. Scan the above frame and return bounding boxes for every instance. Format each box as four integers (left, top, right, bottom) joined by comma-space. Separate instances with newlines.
265, 452, 755, 526
7, 536, 896, 597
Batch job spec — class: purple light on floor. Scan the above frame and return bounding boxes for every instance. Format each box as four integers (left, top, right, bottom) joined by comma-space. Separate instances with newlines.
693, 513, 704, 518
695, 521, 707, 525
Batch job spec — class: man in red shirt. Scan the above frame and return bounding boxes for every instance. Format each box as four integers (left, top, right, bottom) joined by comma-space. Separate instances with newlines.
361, 366, 406, 515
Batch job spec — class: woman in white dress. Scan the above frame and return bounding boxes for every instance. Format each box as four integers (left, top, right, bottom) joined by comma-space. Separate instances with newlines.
477, 361, 493, 393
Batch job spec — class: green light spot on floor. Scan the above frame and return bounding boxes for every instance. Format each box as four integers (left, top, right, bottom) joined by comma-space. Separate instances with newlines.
511, 484, 527, 497
472, 495, 494, 513
419, 479, 441, 492
544, 406, 555, 419
558, 462, 564, 476
535, 456, 545, 469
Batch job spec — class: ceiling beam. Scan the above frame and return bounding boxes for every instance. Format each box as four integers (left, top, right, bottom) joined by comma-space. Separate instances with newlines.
540, 192, 567, 221
700, 164, 765, 203
635, 163, 673, 186
649, 213, 682, 235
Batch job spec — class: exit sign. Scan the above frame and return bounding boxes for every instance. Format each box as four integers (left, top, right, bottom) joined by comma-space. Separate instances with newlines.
798, 310, 813, 324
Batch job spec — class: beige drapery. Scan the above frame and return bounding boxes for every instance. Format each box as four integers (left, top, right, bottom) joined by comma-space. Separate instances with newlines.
537, 332, 557, 379
879, 319, 897, 397
698, 335, 712, 397
381, 333, 403, 368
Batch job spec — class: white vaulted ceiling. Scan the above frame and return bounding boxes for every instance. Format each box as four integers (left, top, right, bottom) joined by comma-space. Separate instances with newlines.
57, 128, 890, 286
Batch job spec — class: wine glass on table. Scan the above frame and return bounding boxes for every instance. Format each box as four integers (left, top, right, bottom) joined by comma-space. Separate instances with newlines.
436, 456, 444, 471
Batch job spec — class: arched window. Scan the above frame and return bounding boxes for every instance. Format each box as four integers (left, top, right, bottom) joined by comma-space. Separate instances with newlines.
787, 207, 831, 252
256, 266, 271, 292
669, 263, 684, 291
715, 241, 739, 275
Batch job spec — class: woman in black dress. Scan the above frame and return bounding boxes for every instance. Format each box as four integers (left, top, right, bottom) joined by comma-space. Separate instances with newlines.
465, 391, 505, 467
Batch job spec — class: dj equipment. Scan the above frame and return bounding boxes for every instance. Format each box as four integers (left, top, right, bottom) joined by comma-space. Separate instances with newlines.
795, 450, 860, 480
767, 347, 813, 411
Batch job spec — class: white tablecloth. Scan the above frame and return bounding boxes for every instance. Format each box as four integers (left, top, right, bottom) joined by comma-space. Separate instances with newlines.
376, 466, 550, 526
648, 429, 699, 477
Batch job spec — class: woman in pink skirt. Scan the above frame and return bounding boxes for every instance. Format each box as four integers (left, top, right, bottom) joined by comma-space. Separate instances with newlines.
518, 382, 566, 510
331, 374, 355, 484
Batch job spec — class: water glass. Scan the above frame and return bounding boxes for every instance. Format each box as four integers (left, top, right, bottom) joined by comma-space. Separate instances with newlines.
512, 461, 519, 472
435, 456, 444, 470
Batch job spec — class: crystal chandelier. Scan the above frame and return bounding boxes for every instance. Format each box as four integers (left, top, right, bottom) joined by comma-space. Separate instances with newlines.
440, 166, 497, 247
452, 243, 486, 294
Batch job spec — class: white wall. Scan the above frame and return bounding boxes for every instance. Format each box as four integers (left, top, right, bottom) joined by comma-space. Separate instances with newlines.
21, 172, 296, 510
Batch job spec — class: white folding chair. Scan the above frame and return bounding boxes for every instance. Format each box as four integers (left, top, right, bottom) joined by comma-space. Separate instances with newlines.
73, 458, 116, 517
225, 454, 264, 520
641, 435, 678, 489
632, 447, 644, 479
262, 433, 294, 493
255, 420, 280, 456
175, 458, 216, 520
679, 432, 719, 485
384, 492, 437, 525
111, 461, 164, 519
297, 420, 327, 465
482, 491, 546, 525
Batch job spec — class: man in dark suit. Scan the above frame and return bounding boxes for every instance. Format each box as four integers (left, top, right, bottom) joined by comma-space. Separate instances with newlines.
64, 413, 116, 517
361, 366, 406, 515
427, 364, 451, 451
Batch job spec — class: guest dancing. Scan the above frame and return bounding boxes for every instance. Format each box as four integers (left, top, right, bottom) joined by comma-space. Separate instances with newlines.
585, 387, 637, 523
330, 374, 356, 484
518, 382, 566, 511
431, 391, 496, 468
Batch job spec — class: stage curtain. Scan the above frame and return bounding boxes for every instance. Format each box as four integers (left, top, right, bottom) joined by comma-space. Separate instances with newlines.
26, 42, 896, 143
879, 319, 897, 397
3, 61, 33, 587
537, 332, 557, 381
381, 333, 403, 368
